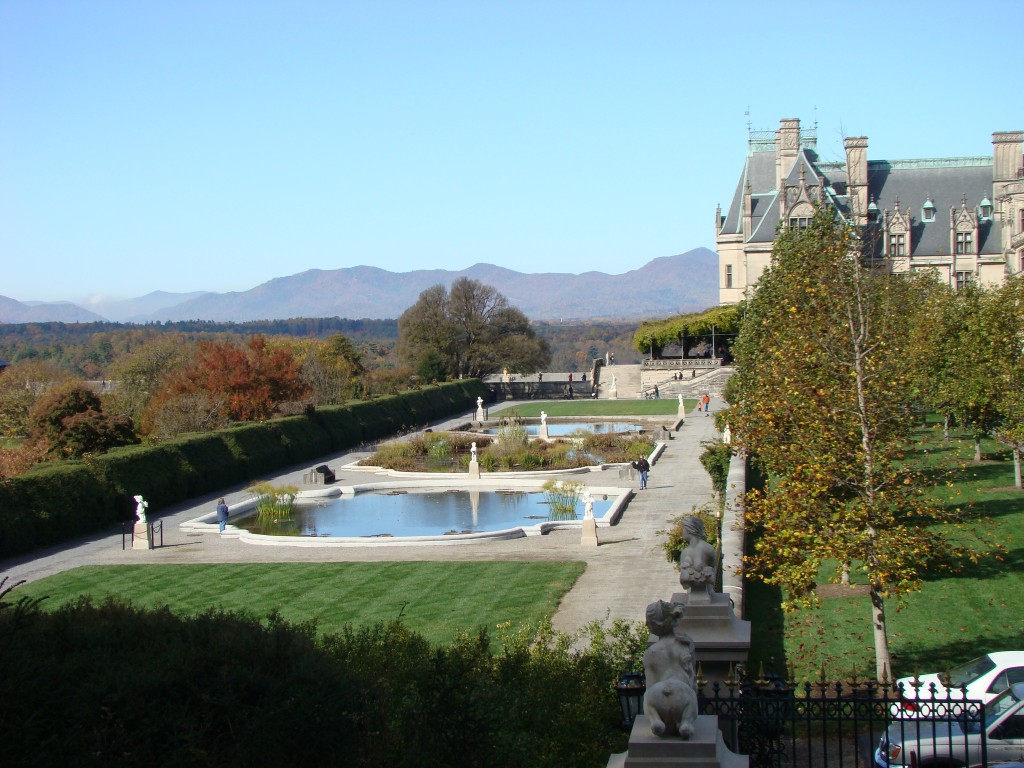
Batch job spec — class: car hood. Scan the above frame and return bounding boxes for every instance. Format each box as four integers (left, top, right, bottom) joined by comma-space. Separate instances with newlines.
897, 673, 961, 699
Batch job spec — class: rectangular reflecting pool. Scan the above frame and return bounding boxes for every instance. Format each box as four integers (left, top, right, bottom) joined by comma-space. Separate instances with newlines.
235, 488, 615, 538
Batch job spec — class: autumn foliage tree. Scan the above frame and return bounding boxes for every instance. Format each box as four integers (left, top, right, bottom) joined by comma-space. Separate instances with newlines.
148, 336, 309, 430
729, 206, 988, 680
26, 383, 137, 459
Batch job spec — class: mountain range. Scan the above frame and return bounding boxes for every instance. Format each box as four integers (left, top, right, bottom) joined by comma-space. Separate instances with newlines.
0, 248, 718, 324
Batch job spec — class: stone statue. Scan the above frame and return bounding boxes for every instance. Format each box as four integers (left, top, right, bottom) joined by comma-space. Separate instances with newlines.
678, 516, 717, 599
476, 396, 483, 409
723, 424, 731, 444
611, 375, 617, 389
678, 393, 684, 406
642, 600, 699, 739
470, 441, 478, 462
133, 494, 149, 524
540, 411, 547, 426
582, 489, 594, 519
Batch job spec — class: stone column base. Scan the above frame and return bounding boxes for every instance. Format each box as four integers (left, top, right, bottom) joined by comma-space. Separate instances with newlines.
133, 522, 152, 550
468, 460, 480, 479
607, 715, 746, 768
580, 516, 598, 547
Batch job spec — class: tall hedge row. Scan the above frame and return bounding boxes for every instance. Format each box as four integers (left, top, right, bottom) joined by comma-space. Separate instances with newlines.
0, 380, 487, 558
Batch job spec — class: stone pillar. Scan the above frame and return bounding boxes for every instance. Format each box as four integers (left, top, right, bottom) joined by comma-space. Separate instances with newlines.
580, 516, 598, 547
672, 591, 750, 690
608, 715, 746, 768
133, 521, 152, 550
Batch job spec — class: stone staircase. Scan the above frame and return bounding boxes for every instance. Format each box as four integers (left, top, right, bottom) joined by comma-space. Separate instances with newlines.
644, 366, 734, 399
596, 364, 643, 399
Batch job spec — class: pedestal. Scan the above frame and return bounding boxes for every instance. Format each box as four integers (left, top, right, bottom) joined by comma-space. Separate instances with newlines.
607, 715, 746, 768
468, 460, 480, 479
539, 425, 550, 441
132, 522, 152, 550
580, 516, 598, 547
671, 592, 750, 689
475, 407, 485, 422
610, 388, 618, 400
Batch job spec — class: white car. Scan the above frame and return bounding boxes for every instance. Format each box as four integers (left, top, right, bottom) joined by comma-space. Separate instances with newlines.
893, 652, 1024, 717
876, 682, 1024, 768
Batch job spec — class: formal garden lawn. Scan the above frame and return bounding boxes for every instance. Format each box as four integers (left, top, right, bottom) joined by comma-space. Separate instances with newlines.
11, 561, 587, 647
746, 426, 1024, 681
497, 399, 689, 418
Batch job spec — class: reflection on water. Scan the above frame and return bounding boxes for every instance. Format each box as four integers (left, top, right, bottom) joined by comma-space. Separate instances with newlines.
236, 489, 614, 538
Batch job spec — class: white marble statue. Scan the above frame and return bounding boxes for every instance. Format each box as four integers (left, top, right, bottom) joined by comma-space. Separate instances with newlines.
611, 375, 617, 389
678, 393, 684, 406
476, 396, 483, 409
642, 600, 699, 739
583, 489, 594, 519
723, 424, 732, 444
133, 494, 149, 524
470, 441, 478, 462
540, 411, 547, 426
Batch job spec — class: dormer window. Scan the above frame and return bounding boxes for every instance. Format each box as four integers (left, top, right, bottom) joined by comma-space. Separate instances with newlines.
979, 197, 993, 220
889, 233, 906, 257
922, 197, 936, 223
789, 216, 810, 230
956, 231, 973, 254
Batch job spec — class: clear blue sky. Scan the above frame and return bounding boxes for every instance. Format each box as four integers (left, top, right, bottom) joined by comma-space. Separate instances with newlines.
2, 0, 1022, 304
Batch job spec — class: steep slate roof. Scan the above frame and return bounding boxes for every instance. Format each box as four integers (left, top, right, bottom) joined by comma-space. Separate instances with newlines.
721, 139, 1003, 256
866, 160, 1002, 256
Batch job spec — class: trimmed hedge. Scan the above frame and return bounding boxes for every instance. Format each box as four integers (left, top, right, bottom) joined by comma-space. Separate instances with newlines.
0, 597, 627, 768
0, 380, 488, 558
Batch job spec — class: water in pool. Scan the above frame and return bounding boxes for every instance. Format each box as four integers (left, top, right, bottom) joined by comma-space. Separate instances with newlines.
236, 489, 614, 538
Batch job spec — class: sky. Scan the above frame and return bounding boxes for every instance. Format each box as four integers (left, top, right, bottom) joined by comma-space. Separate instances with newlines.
2, 0, 1022, 305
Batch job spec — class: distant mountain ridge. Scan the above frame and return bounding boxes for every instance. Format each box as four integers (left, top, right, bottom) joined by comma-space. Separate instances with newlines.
0, 248, 718, 324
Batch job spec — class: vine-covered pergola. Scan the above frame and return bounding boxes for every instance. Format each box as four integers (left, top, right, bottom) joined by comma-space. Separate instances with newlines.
632, 305, 743, 362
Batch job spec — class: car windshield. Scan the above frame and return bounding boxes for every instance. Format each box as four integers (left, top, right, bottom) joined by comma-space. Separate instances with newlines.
983, 684, 1023, 729
949, 655, 996, 688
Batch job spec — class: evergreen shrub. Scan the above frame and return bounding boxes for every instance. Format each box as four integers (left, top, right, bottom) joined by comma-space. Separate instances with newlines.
0, 593, 630, 768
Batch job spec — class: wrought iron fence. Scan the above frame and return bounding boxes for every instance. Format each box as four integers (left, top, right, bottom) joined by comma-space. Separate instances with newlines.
690, 673, 988, 768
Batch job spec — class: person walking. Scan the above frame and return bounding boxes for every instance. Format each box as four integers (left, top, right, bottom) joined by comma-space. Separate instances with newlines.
632, 456, 650, 490
216, 497, 229, 533
702, 393, 711, 416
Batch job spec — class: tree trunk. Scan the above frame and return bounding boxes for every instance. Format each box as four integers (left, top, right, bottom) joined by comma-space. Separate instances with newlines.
1014, 446, 1022, 490
974, 436, 983, 462
943, 413, 951, 439
871, 586, 892, 682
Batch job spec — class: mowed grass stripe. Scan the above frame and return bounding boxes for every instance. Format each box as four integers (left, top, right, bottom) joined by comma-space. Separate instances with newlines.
13, 561, 587, 646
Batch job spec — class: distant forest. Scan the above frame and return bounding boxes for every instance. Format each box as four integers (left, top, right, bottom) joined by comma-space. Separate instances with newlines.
0, 318, 643, 378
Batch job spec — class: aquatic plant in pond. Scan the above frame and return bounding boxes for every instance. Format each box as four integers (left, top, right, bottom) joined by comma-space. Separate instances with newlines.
361, 430, 654, 472
543, 479, 583, 521
247, 482, 298, 522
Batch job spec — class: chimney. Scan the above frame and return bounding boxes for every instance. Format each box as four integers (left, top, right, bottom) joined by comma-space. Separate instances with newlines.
776, 118, 800, 190
993, 131, 1023, 197
845, 136, 869, 224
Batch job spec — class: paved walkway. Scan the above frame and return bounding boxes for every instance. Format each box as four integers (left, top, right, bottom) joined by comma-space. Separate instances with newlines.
0, 397, 727, 636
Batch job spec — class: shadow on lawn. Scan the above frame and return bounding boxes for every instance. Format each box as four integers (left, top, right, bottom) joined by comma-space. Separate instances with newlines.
920, 545, 1024, 584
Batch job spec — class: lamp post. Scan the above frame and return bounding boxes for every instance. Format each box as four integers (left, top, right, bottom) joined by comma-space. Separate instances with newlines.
615, 670, 646, 730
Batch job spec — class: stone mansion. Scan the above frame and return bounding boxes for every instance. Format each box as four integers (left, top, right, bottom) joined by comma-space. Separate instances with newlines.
716, 118, 1024, 304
